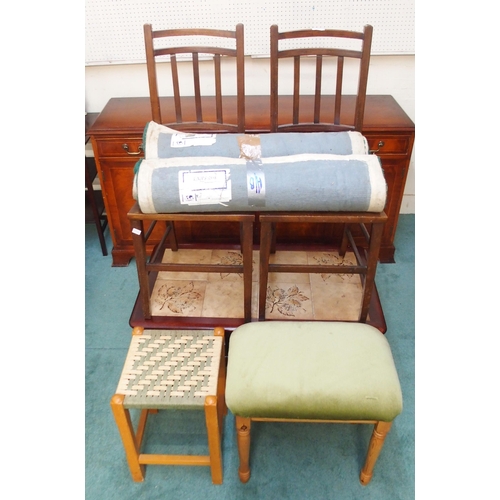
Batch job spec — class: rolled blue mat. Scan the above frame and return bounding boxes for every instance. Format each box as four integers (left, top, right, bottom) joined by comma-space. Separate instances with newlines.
142, 121, 369, 159
133, 153, 387, 214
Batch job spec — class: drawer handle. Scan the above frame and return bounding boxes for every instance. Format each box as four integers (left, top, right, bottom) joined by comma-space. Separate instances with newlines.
369, 141, 385, 154
122, 143, 144, 156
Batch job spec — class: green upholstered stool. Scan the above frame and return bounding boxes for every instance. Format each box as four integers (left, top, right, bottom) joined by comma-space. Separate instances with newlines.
225, 321, 403, 485
110, 327, 227, 484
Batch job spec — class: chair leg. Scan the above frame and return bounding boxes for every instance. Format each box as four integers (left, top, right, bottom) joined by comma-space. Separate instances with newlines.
204, 396, 223, 484
235, 416, 252, 483
110, 394, 145, 482
339, 223, 349, 257
130, 218, 153, 319
241, 220, 254, 323
258, 221, 274, 320
213, 327, 228, 425
359, 420, 392, 485
359, 222, 384, 322
85, 157, 108, 256
166, 221, 179, 251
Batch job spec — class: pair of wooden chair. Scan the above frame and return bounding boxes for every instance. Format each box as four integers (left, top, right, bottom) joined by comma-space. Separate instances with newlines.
143, 22, 372, 132
129, 22, 385, 325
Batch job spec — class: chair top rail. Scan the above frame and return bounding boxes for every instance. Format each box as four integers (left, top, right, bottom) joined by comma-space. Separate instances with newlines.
276, 27, 367, 41
151, 26, 240, 39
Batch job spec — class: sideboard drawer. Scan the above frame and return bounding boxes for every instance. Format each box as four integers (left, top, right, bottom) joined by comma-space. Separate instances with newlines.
366, 136, 410, 155
95, 138, 144, 158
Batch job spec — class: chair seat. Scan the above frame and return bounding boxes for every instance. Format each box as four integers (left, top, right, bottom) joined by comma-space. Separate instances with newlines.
226, 321, 403, 421
116, 330, 222, 410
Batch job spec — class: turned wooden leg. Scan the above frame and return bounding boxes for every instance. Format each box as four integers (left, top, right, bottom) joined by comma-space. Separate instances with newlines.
235, 416, 252, 483
359, 420, 392, 485
110, 394, 145, 482
205, 396, 223, 485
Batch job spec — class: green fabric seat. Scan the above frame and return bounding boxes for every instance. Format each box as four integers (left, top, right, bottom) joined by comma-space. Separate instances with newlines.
226, 321, 403, 422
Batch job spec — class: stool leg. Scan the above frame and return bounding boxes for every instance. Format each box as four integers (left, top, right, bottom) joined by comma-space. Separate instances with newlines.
110, 394, 145, 482
205, 396, 223, 485
235, 416, 252, 483
359, 420, 392, 485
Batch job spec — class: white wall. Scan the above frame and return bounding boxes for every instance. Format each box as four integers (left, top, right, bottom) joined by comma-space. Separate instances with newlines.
85, 54, 415, 212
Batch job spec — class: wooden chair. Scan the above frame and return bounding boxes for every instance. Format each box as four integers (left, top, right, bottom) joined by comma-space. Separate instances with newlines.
128, 204, 254, 323
144, 23, 245, 132
259, 24, 383, 323
270, 24, 373, 132
226, 321, 403, 485
111, 327, 227, 484
128, 24, 253, 324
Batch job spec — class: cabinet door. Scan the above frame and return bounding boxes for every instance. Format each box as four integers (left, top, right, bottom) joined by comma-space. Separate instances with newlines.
97, 158, 166, 262
378, 156, 409, 249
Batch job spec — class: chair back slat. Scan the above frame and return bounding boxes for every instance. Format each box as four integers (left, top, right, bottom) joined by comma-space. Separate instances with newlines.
270, 24, 373, 132
334, 56, 344, 125
214, 54, 223, 124
314, 55, 323, 123
191, 52, 203, 122
293, 56, 300, 124
143, 23, 245, 132
170, 55, 182, 123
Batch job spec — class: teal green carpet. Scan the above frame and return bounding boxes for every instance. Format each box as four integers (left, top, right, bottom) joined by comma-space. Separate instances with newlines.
85, 215, 415, 499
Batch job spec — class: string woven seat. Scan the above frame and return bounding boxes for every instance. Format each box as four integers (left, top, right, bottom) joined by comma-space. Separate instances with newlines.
111, 327, 227, 484
116, 330, 221, 407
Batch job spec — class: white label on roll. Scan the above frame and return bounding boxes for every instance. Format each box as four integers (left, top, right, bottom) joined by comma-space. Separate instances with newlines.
178, 169, 232, 205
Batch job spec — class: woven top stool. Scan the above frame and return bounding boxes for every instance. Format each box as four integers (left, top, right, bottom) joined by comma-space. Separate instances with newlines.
225, 321, 403, 485
110, 326, 227, 484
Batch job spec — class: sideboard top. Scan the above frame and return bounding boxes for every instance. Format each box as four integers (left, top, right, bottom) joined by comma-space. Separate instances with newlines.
88, 94, 414, 136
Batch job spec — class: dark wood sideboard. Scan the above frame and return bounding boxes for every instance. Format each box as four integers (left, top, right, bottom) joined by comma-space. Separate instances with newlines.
88, 95, 414, 266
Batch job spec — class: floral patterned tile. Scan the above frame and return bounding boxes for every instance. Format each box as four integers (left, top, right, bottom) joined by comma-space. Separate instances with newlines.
307, 251, 362, 285
252, 250, 259, 282
202, 280, 245, 318
207, 250, 246, 282
150, 279, 206, 316
149, 250, 366, 320
267, 250, 311, 284
310, 281, 362, 321
264, 282, 313, 320
158, 249, 212, 281
251, 280, 260, 318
